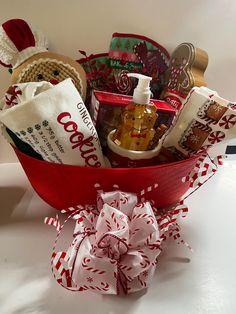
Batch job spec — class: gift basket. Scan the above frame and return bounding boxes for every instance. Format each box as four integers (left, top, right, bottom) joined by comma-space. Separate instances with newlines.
0, 18, 234, 295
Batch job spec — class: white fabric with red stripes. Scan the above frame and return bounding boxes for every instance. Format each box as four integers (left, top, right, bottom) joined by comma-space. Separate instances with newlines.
45, 190, 190, 295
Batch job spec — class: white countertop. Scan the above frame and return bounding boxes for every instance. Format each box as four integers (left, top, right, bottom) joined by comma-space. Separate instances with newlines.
0, 161, 236, 314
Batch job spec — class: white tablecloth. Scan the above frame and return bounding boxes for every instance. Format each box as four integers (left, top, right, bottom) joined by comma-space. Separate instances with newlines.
0, 161, 236, 314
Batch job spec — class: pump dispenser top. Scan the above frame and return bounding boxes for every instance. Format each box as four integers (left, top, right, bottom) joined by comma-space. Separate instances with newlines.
127, 73, 152, 105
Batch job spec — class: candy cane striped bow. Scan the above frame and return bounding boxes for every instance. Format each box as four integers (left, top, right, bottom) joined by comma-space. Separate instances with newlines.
45, 189, 190, 295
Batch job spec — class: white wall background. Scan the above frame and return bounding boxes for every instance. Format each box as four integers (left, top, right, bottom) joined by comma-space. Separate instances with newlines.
0, 0, 236, 163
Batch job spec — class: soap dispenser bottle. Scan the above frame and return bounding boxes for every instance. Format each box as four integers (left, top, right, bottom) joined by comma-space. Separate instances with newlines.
113, 73, 158, 151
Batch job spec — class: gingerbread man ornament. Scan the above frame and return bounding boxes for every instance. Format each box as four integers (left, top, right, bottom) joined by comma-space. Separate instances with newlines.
162, 43, 208, 111
0, 19, 87, 100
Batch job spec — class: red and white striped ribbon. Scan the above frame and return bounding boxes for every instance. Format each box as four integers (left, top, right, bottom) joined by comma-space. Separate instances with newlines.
156, 201, 192, 251
156, 201, 188, 232
182, 154, 223, 188
44, 215, 60, 231
44, 210, 81, 291
139, 183, 159, 203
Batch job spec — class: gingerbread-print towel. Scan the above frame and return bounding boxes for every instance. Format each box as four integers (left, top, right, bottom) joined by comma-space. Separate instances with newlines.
163, 86, 236, 157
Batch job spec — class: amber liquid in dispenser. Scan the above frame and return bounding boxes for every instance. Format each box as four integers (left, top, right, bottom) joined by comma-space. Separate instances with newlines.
112, 73, 161, 151
113, 102, 158, 151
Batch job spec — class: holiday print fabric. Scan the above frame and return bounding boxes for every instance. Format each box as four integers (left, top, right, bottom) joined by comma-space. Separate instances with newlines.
163, 87, 236, 157
45, 190, 190, 294
77, 33, 170, 104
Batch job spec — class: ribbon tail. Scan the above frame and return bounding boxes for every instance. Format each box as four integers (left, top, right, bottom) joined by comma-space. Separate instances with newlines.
44, 214, 61, 231
51, 251, 78, 290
